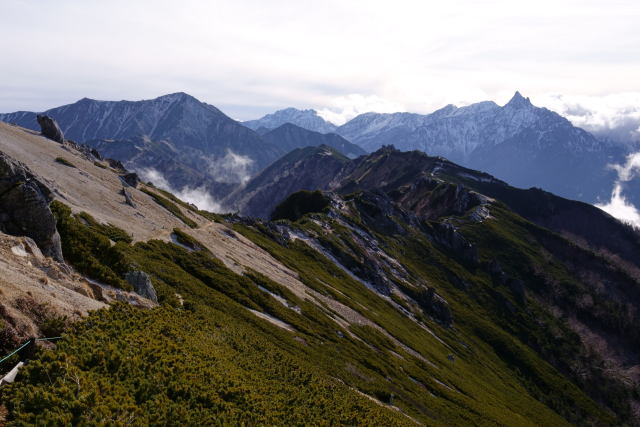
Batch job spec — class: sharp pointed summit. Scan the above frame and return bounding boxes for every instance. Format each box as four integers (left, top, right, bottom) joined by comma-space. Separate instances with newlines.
505, 90, 532, 108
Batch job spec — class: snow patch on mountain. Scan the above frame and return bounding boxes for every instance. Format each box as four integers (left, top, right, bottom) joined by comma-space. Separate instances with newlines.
243, 108, 337, 133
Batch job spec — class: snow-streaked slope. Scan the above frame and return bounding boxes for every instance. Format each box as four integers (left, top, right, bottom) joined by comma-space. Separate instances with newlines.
336, 92, 624, 204
243, 107, 338, 134
0, 93, 284, 171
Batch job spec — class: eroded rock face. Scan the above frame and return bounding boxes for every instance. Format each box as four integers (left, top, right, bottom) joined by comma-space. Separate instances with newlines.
432, 222, 478, 265
0, 152, 63, 261
36, 114, 64, 143
125, 271, 158, 303
121, 173, 140, 188
122, 187, 136, 208
417, 287, 453, 327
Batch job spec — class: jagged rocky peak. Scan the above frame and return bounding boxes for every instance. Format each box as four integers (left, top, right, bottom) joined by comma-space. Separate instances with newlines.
504, 90, 533, 108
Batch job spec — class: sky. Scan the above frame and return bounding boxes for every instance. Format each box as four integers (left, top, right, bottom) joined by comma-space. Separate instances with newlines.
2, 0, 640, 222
1, 0, 639, 135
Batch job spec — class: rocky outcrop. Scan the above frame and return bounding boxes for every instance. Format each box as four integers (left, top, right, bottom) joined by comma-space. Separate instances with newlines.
0, 152, 63, 261
121, 172, 140, 188
432, 222, 478, 265
125, 271, 158, 303
416, 287, 453, 327
106, 158, 126, 172
122, 187, 136, 208
65, 140, 103, 161
36, 114, 64, 143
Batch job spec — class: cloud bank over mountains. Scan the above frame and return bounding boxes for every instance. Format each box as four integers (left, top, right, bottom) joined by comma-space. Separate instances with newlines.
596, 152, 640, 227
137, 167, 223, 213
135, 150, 254, 213
534, 93, 640, 145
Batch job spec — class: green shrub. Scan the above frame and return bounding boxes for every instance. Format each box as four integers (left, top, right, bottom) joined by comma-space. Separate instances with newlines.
1, 305, 410, 425
50, 201, 130, 289
76, 212, 133, 243
171, 228, 203, 251
54, 157, 76, 168
271, 190, 330, 221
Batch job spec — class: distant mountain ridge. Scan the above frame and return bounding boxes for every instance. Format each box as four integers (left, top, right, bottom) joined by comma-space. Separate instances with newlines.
228, 144, 640, 268
242, 92, 629, 205
0, 94, 359, 199
1, 91, 632, 207
243, 107, 337, 133
261, 123, 365, 159
223, 145, 350, 218
0, 92, 280, 168
331, 92, 625, 205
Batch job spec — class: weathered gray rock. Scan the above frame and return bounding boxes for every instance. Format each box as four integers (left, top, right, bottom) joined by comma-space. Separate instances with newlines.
36, 114, 64, 143
0, 152, 63, 261
417, 287, 453, 327
121, 173, 140, 188
65, 140, 102, 161
125, 271, 158, 303
22, 237, 44, 259
432, 222, 478, 265
106, 158, 126, 172
122, 186, 136, 208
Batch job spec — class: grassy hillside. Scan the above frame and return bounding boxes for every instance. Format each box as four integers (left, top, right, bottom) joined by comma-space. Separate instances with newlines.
2, 184, 637, 424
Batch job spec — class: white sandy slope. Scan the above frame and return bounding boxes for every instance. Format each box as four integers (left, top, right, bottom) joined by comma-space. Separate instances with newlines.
0, 122, 390, 336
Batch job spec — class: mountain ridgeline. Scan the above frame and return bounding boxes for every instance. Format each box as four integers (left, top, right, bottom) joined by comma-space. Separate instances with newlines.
0, 95, 359, 200
243, 107, 338, 133
243, 92, 631, 206
332, 92, 625, 205
1, 91, 632, 207
0, 104, 640, 424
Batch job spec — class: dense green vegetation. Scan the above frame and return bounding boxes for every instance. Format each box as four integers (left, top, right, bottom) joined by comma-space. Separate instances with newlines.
76, 211, 133, 244
3, 187, 635, 424
50, 201, 130, 290
271, 190, 331, 221
2, 305, 408, 425
54, 157, 76, 168
232, 218, 613, 425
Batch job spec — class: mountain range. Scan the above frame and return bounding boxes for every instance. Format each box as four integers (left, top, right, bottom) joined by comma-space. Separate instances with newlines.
247, 92, 628, 206
0, 91, 635, 211
227, 144, 640, 266
1, 120, 639, 423
243, 107, 338, 133
0, 94, 361, 199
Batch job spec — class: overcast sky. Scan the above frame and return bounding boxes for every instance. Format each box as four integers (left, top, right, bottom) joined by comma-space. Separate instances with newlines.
1, 0, 639, 132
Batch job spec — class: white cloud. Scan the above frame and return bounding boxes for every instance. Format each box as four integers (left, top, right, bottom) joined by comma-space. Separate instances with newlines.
533, 93, 640, 144
137, 167, 224, 213
595, 152, 640, 227
1, 0, 639, 122
316, 94, 406, 125
611, 151, 640, 182
595, 184, 640, 227
206, 150, 254, 185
